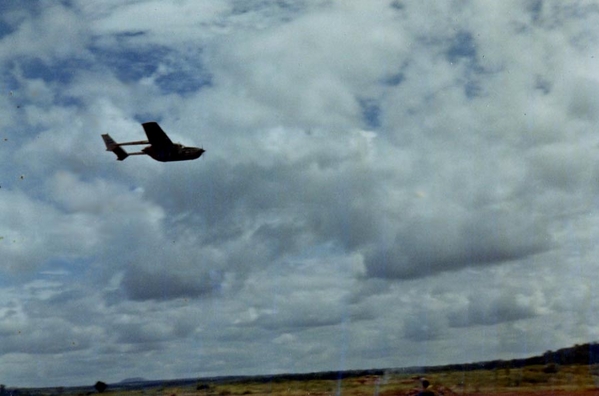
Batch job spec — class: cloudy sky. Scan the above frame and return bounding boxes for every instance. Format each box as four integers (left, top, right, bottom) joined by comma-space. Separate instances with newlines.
1, 0, 599, 388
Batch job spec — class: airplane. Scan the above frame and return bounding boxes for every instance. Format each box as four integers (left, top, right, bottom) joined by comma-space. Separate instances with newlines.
101, 122, 205, 162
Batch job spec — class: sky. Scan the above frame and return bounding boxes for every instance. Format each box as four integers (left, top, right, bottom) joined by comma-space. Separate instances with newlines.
1, 0, 599, 388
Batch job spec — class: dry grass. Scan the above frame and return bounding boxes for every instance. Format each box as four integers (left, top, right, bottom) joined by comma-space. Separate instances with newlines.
20, 364, 599, 396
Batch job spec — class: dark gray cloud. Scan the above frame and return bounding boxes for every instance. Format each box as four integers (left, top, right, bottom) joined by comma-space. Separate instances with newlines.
448, 293, 541, 328
121, 266, 222, 301
365, 209, 552, 279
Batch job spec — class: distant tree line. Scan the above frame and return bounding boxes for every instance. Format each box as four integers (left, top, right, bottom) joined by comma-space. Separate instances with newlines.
419, 342, 599, 374
242, 342, 599, 383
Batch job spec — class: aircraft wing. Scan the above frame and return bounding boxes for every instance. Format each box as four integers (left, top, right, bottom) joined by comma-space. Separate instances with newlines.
142, 122, 173, 149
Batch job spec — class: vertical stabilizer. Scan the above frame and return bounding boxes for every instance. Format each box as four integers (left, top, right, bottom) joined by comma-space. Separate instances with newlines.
102, 134, 129, 161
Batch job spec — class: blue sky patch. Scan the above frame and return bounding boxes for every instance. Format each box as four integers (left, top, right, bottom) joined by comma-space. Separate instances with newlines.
91, 45, 164, 83
18, 57, 93, 84
0, 19, 13, 39
91, 45, 212, 95
445, 31, 489, 99
358, 98, 381, 129
528, 0, 544, 23
155, 67, 213, 95
384, 72, 405, 87
447, 31, 477, 64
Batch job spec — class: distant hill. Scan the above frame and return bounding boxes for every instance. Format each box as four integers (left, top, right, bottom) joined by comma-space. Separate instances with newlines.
119, 378, 147, 384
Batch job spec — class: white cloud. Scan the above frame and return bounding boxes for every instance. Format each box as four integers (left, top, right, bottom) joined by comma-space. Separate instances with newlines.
2, 0, 599, 388
0, 189, 99, 272
82, 1, 231, 44
204, 2, 407, 130
0, 3, 90, 62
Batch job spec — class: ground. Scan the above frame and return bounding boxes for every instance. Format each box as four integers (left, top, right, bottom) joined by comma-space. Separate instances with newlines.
13, 364, 599, 396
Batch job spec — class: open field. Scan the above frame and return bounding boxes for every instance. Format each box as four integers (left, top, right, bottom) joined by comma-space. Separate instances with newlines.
12, 364, 599, 396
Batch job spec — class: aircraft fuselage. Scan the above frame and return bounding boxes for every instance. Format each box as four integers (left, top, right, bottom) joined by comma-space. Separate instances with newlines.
142, 144, 205, 162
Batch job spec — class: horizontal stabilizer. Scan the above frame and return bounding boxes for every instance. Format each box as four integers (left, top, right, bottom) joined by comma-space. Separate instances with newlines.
111, 146, 129, 161
102, 134, 129, 161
